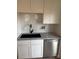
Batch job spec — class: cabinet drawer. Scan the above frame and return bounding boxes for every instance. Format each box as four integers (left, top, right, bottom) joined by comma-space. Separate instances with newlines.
31, 40, 43, 45
17, 40, 30, 45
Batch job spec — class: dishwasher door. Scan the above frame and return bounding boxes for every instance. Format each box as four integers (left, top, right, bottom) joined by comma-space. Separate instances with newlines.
43, 39, 58, 57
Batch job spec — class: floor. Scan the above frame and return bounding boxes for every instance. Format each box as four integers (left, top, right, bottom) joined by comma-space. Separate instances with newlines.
17, 56, 60, 59
29, 58, 55, 59
26, 57, 60, 59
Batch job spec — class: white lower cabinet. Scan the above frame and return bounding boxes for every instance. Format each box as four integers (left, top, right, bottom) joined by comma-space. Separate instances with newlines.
18, 45, 31, 59
31, 40, 43, 58
31, 45, 43, 58
17, 40, 43, 59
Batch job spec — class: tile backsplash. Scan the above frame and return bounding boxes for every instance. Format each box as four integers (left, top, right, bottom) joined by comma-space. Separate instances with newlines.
21, 24, 53, 33
17, 13, 54, 36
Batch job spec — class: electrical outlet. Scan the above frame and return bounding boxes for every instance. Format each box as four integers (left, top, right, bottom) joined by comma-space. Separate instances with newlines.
41, 26, 45, 29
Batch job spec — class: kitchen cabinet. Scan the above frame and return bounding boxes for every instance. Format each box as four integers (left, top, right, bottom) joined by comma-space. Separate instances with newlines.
18, 45, 31, 59
43, 0, 61, 24
17, 40, 31, 59
17, 40, 43, 59
31, 0, 44, 13
17, 0, 60, 24
17, 0, 44, 13
31, 45, 43, 58
31, 40, 43, 45
17, 0, 31, 12
31, 40, 43, 58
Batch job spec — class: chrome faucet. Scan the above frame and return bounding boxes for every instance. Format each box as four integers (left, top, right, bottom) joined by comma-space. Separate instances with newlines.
29, 24, 33, 33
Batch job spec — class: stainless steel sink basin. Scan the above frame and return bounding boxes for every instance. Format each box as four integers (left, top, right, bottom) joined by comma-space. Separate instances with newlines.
20, 33, 41, 38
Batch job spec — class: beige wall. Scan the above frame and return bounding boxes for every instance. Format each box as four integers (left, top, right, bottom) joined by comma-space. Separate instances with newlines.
53, 15, 61, 36
53, 24, 61, 36
53, 0, 61, 36
17, 13, 54, 36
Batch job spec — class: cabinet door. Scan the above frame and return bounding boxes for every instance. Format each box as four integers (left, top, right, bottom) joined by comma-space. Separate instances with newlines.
18, 45, 31, 59
31, 40, 43, 58
31, 45, 43, 58
43, 0, 61, 24
17, 0, 31, 12
31, 0, 44, 13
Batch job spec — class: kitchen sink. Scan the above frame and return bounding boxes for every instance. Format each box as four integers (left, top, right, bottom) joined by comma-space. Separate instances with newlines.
20, 33, 41, 38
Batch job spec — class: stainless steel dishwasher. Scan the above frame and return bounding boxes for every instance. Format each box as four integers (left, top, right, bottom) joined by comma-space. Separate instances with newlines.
43, 39, 58, 57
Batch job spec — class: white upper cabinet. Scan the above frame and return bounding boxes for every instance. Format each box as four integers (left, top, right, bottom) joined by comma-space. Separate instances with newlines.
17, 0, 31, 12
31, 0, 44, 13
17, 0, 44, 13
17, 0, 60, 24
43, 0, 61, 24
